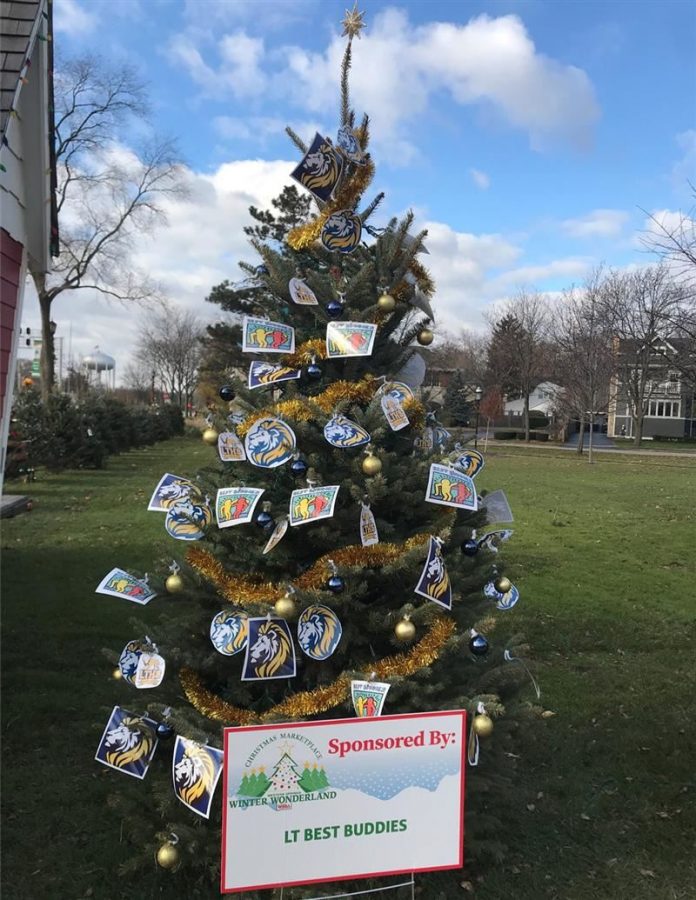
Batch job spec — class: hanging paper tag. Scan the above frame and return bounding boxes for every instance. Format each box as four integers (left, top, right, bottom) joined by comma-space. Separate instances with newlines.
422, 427, 434, 452
263, 515, 289, 554
289, 486, 340, 526
245, 417, 296, 469
425, 463, 478, 511
297, 606, 343, 660
289, 277, 319, 306
381, 394, 409, 431
414, 536, 452, 609
218, 431, 246, 462
360, 504, 379, 546
95, 707, 158, 780
248, 361, 301, 389
351, 680, 390, 717
134, 652, 166, 689
242, 617, 297, 681
326, 321, 376, 358
242, 316, 295, 354
215, 487, 264, 528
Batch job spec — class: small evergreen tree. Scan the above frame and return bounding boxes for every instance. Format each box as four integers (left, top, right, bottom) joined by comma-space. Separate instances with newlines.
444, 371, 472, 426
100, 12, 534, 895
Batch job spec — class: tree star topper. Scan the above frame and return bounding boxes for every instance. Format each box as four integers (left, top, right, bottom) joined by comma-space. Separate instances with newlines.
342, 2, 365, 39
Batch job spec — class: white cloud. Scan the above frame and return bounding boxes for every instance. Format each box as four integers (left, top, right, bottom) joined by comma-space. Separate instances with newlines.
54, 0, 98, 36
213, 116, 324, 145
561, 209, 629, 238
168, 30, 266, 98
469, 168, 490, 190
278, 9, 599, 156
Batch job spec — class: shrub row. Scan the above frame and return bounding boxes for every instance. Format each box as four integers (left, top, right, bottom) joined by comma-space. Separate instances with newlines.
6, 390, 184, 474
494, 429, 550, 442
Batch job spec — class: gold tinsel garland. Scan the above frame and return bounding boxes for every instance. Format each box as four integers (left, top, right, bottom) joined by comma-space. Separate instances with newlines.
287, 160, 376, 251
187, 534, 430, 607
179, 617, 456, 725
283, 339, 328, 367
236, 377, 379, 437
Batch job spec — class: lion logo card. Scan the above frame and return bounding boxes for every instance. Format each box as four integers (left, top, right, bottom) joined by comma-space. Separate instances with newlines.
289, 486, 340, 526
95, 568, 156, 605
484, 580, 520, 611
326, 322, 376, 358
244, 417, 296, 469
297, 605, 342, 661
242, 316, 295, 354
95, 706, 158, 780
118, 640, 144, 684
336, 125, 366, 165
248, 361, 301, 390
321, 209, 362, 254
165, 498, 213, 541
477, 529, 514, 554
414, 536, 452, 610
452, 449, 485, 478
172, 736, 224, 819
381, 381, 415, 406
425, 463, 478, 511
148, 473, 200, 512
324, 414, 370, 448
242, 617, 297, 681
215, 487, 264, 528
290, 132, 344, 202
210, 610, 249, 656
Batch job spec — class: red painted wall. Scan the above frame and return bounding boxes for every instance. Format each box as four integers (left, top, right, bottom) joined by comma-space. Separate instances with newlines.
0, 228, 24, 423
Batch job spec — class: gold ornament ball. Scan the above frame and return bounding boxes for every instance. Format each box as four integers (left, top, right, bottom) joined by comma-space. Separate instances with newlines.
494, 575, 512, 594
202, 427, 218, 445
166, 573, 184, 594
417, 328, 434, 346
377, 292, 396, 313
472, 713, 494, 738
394, 618, 416, 642
156, 842, 180, 870
112, 667, 123, 681
274, 595, 296, 618
362, 454, 382, 476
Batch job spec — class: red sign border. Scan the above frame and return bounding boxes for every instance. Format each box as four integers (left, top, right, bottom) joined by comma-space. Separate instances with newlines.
220, 709, 467, 894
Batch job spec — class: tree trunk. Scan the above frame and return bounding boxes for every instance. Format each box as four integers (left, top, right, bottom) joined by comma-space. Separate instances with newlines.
633, 413, 644, 447
38, 287, 56, 403
588, 411, 594, 465
576, 416, 585, 454
524, 393, 530, 442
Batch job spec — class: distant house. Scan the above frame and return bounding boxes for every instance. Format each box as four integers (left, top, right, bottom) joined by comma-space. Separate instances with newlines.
504, 382, 561, 420
0, 0, 58, 481
607, 339, 696, 439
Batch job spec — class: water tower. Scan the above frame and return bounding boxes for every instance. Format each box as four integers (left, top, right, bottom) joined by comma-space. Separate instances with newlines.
82, 346, 116, 390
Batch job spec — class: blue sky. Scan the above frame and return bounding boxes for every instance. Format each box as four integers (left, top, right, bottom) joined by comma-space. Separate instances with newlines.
36, 0, 696, 369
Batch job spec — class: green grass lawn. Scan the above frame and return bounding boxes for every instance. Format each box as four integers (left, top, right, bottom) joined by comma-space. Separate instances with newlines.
2, 436, 696, 899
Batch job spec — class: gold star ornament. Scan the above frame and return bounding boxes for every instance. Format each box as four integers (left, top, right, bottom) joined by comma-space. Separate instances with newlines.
342, 2, 366, 39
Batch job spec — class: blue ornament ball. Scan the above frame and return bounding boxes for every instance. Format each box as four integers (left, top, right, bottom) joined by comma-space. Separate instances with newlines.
256, 510, 274, 530
290, 458, 308, 478
462, 539, 479, 556
469, 633, 489, 657
156, 722, 174, 741
326, 300, 343, 319
327, 575, 345, 594
306, 362, 323, 380
219, 385, 235, 402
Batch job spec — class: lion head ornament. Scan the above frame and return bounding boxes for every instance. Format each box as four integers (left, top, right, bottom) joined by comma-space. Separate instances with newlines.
297, 605, 343, 661
244, 417, 297, 469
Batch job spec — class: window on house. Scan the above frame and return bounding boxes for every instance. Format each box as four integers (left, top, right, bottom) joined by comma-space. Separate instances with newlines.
648, 400, 680, 417
669, 372, 679, 383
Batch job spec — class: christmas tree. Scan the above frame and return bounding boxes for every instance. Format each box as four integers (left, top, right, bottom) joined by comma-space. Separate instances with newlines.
102, 7, 534, 894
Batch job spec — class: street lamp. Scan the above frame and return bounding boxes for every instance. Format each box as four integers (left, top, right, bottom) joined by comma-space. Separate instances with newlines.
474, 385, 483, 450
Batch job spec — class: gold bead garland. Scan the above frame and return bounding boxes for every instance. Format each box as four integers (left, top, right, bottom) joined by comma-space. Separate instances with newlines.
287, 160, 376, 251
236, 377, 380, 437
187, 534, 430, 607
180, 617, 456, 725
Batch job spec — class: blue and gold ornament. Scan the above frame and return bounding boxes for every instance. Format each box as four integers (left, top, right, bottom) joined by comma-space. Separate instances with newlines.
297, 605, 343, 661
165, 496, 213, 541
244, 417, 296, 469
324, 413, 370, 448
321, 209, 362, 254
209, 610, 249, 657
290, 132, 344, 202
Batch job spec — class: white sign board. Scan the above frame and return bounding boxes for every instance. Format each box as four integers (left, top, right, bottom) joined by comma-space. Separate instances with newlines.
221, 710, 466, 894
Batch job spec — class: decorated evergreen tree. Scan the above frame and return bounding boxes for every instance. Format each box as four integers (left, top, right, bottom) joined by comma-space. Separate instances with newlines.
100, 8, 536, 895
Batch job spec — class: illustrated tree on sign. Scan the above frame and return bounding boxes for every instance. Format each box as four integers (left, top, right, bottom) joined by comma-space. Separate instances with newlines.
102, 8, 535, 894
268, 752, 303, 794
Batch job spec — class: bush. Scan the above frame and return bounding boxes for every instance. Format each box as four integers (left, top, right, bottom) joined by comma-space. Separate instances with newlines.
494, 430, 518, 440
529, 413, 550, 429
5, 390, 184, 476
